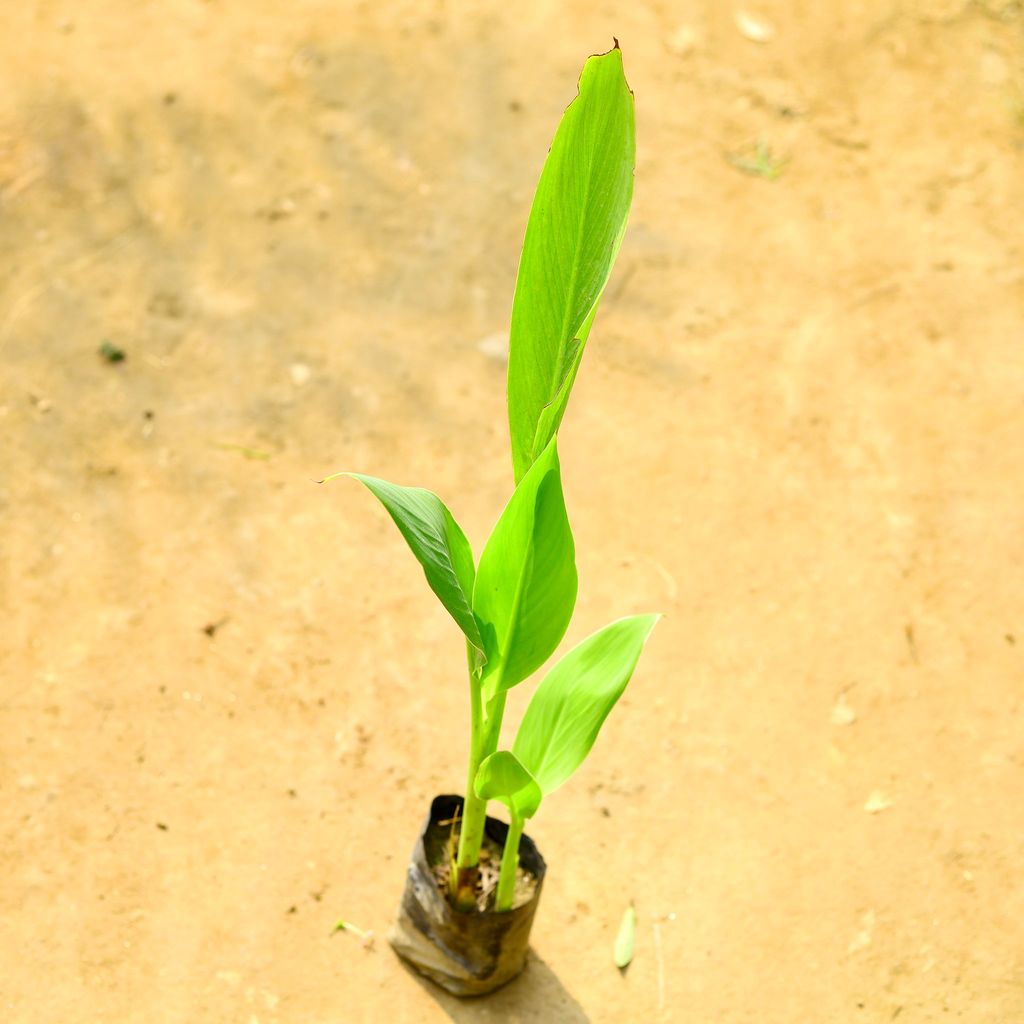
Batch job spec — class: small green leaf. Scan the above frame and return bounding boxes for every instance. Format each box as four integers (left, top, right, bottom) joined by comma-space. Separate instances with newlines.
507, 45, 636, 483
98, 340, 126, 363
474, 750, 542, 819
473, 437, 576, 692
513, 614, 659, 794
614, 903, 636, 969
324, 473, 484, 657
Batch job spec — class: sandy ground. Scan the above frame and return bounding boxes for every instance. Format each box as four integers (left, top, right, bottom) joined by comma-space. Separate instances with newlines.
3, 1, 1024, 1021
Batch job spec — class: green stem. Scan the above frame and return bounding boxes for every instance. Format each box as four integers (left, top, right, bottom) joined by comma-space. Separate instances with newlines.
456, 679, 486, 868
451, 670, 507, 909
495, 811, 524, 912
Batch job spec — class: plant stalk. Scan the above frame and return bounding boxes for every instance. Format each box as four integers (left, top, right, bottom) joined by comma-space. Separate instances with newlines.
451, 670, 506, 910
495, 812, 524, 912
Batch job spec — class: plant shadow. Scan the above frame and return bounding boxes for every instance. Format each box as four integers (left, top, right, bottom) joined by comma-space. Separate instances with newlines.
400, 950, 590, 1023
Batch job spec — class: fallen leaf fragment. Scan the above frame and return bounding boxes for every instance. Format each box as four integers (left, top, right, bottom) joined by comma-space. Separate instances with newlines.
614, 903, 637, 970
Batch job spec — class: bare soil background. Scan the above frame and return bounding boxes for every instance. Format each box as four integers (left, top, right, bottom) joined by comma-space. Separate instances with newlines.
3, 2, 1023, 1021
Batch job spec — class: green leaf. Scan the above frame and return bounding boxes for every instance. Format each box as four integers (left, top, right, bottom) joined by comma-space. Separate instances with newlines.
474, 750, 542, 819
614, 903, 636, 969
324, 472, 484, 657
513, 614, 659, 794
473, 437, 577, 692
507, 45, 636, 483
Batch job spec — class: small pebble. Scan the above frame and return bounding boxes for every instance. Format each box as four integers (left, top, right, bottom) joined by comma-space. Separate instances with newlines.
735, 9, 776, 42
830, 695, 857, 726
847, 910, 875, 953
477, 332, 509, 362
665, 26, 699, 56
864, 791, 893, 814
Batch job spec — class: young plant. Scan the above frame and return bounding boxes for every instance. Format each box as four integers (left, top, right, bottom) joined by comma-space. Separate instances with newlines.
328, 45, 656, 913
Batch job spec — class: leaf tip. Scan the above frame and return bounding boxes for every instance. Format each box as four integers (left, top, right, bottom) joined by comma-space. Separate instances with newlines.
635, 611, 664, 635
316, 470, 352, 486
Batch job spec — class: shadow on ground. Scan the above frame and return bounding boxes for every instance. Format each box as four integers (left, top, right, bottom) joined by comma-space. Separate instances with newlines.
399, 951, 590, 1023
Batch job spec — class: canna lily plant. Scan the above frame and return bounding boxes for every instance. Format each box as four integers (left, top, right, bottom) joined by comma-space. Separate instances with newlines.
327, 45, 657, 920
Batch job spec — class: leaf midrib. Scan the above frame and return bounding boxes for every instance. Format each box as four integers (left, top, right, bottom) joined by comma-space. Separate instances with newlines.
531, 115, 600, 464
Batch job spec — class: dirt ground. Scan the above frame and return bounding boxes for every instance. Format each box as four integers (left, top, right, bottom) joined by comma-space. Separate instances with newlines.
3, 1, 1023, 1021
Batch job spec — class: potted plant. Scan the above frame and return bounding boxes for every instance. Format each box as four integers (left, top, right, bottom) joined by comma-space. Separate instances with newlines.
325, 44, 658, 996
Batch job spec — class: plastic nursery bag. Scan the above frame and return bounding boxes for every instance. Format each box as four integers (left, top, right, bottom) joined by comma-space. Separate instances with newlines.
388, 794, 546, 996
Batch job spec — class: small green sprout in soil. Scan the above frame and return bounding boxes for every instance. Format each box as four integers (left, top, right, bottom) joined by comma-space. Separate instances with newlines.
728, 138, 787, 180
98, 340, 126, 363
332, 919, 375, 949
328, 45, 659, 914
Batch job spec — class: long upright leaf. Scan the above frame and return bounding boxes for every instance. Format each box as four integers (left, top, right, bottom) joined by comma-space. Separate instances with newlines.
513, 614, 659, 794
473, 437, 576, 692
507, 45, 636, 483
324, 473, 484, 657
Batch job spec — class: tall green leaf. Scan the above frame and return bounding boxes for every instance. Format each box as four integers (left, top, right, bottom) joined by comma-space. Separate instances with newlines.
507, 45, 636, 483
474, 750, 542, 819
324, 472, 484, 658
473, 437, 576, 693
513, 614, 659, 794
